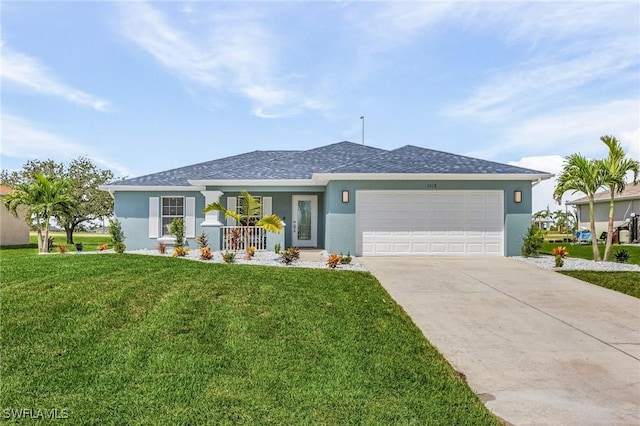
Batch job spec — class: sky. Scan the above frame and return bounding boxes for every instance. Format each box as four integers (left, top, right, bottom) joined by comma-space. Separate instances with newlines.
1, 0, 639, 214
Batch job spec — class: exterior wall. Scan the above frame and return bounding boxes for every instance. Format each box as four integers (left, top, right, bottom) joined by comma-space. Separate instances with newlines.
0, 202, 30, 246
576, 199, 640, 236
114, 187, 326, 251
216, 189, 325, 249
115, 190, 207, 250
324, 180, 533, 257
114, 180, 534, 256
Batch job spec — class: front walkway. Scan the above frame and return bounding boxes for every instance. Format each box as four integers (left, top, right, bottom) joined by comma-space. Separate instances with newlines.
358, 257, 640, 425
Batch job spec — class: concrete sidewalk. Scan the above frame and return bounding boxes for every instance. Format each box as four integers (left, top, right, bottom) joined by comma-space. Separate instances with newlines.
358, 257, 640, 425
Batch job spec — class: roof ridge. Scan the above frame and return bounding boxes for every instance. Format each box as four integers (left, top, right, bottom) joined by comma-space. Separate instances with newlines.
319, 144, 389, 172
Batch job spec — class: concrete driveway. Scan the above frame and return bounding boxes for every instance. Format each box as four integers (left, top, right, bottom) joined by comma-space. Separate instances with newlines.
358, 257, 640, 425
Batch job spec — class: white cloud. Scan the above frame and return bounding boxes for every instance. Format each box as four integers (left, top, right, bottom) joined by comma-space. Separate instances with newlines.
1, 114, 132, 177
467, 100, 640, 160
509, 155, 569, 214
442, 3, 638, 122
0, 43, 111, 111
117, 1, 329, 118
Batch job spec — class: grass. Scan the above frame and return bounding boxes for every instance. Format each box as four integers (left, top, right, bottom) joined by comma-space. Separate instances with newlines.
560, 271, 640, 299
0, 248, 497, 425
542, 241, 640, 265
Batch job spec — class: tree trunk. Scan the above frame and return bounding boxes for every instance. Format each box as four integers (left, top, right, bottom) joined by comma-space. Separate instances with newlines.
603, 194, 615, 262
589, 200, 601, 262
65, 226, 74, 244
37, 228, 44, 253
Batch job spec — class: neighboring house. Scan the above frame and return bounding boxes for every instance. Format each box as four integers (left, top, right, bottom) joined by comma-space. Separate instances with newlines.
100, 141, 552, 256
0, 185, 30, 246
567, 184, 640, 237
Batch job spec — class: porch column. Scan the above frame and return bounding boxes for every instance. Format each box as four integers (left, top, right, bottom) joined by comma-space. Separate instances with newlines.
200, 190, 223, 250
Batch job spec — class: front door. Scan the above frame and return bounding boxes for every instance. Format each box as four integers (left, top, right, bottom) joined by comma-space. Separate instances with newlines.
292, 195, 317, 247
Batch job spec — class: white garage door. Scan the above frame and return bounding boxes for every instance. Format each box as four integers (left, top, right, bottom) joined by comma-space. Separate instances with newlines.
356, 190, 504, 256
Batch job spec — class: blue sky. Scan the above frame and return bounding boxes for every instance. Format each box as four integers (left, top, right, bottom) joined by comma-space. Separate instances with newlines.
1, 1, 638, 213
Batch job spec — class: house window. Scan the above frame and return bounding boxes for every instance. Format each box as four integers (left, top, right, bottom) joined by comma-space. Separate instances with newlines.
162, 197, 184, 235
237, 195, 262, 226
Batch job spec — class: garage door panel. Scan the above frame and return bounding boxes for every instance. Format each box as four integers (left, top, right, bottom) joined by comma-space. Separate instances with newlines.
357, 190, 504, 256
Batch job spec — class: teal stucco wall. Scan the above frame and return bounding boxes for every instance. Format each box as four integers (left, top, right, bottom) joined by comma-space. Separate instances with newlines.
114, 179, 533, 256
323, 179, 533, 256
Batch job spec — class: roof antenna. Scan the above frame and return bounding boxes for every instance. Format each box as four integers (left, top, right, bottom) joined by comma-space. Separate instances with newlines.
360, 115, 365, 145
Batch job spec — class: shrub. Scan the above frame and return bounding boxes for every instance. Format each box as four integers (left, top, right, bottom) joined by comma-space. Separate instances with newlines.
280, 247, 300, 265
114, 242, 126, 254
554, 255, 564, 268
552, 246, 568, 258
168, 218, 185, 248
223, 251, 236, 263
75, 242, 84, 252
157, 242, 167, 254
172, 246, 187, 257
339, 252, 352, 264
326, 253, 341, 269
247, 246, 256, 257
521, 225, 544, 257
274, 243, 281, 254
614, 249, 630, 263
196, 232, 209, 249
109, 218, 125, 244
57, 243, 67, 254
200, 247, 213, 260
97, 244, 109, 251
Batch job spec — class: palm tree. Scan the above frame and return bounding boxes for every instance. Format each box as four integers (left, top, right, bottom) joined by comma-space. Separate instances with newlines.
3, 173, 75, 253
204, 191, 283, 257
554, 154, 604, 261
599, 135, 639, 261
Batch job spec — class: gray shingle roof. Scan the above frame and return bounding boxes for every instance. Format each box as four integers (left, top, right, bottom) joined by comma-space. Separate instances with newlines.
114, 141, 547, 186
327, 145, 546, 174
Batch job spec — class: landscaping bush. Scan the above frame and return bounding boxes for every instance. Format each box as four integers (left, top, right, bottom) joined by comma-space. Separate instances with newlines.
200, 247, 213, 260
326, 253, 341, 269
196, 232, 209, 249
113, 242, 126, 254
172, 246, 188, 257
97, 244, 109, 252
75, 242, 84, 252
57, 243, 67, 254
614, 249, 630, 263
339, 252, 352, 264
168, 218, 185, 249
109, 218, 125, 244
521, 224, 544, 257
280, 247, 300, 265
274, 243, 281, 254
223, 251, 236, 263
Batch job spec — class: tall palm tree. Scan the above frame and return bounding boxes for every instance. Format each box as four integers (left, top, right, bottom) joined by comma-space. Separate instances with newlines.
599, 135, 639, 261
204, 190, 283, 257
554, 154, 604, 261
3, 173, 75, 253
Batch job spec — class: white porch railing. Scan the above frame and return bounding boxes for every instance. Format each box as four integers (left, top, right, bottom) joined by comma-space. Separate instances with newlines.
221, 226, 266, 251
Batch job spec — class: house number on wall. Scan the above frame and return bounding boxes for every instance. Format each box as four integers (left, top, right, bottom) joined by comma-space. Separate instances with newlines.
426, 183, 437, 189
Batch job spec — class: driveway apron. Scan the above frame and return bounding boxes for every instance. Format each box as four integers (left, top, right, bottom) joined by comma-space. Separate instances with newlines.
358, 257, 640, 425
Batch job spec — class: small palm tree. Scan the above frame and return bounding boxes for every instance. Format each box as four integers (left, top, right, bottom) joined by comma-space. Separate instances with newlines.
599, 135, 639, 261
204, 191, 283, 257
3, 173, 75, 253
554, 154, 604, 261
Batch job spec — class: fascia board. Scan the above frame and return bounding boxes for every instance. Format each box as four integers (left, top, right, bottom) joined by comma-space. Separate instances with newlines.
188, 179, 315, 187
312, 173, 554, 185
98, 185, 199, 192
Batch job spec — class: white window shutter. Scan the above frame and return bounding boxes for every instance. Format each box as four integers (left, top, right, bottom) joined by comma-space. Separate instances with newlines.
226, 197, 237, 226
185, 197, 196, 238
149, 197, 159, 238
262, 197, 272, 217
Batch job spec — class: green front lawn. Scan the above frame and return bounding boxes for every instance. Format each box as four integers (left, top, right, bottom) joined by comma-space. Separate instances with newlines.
0, 250, 497, 424
560, 271, 640, 298
542, 242, 640, 265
